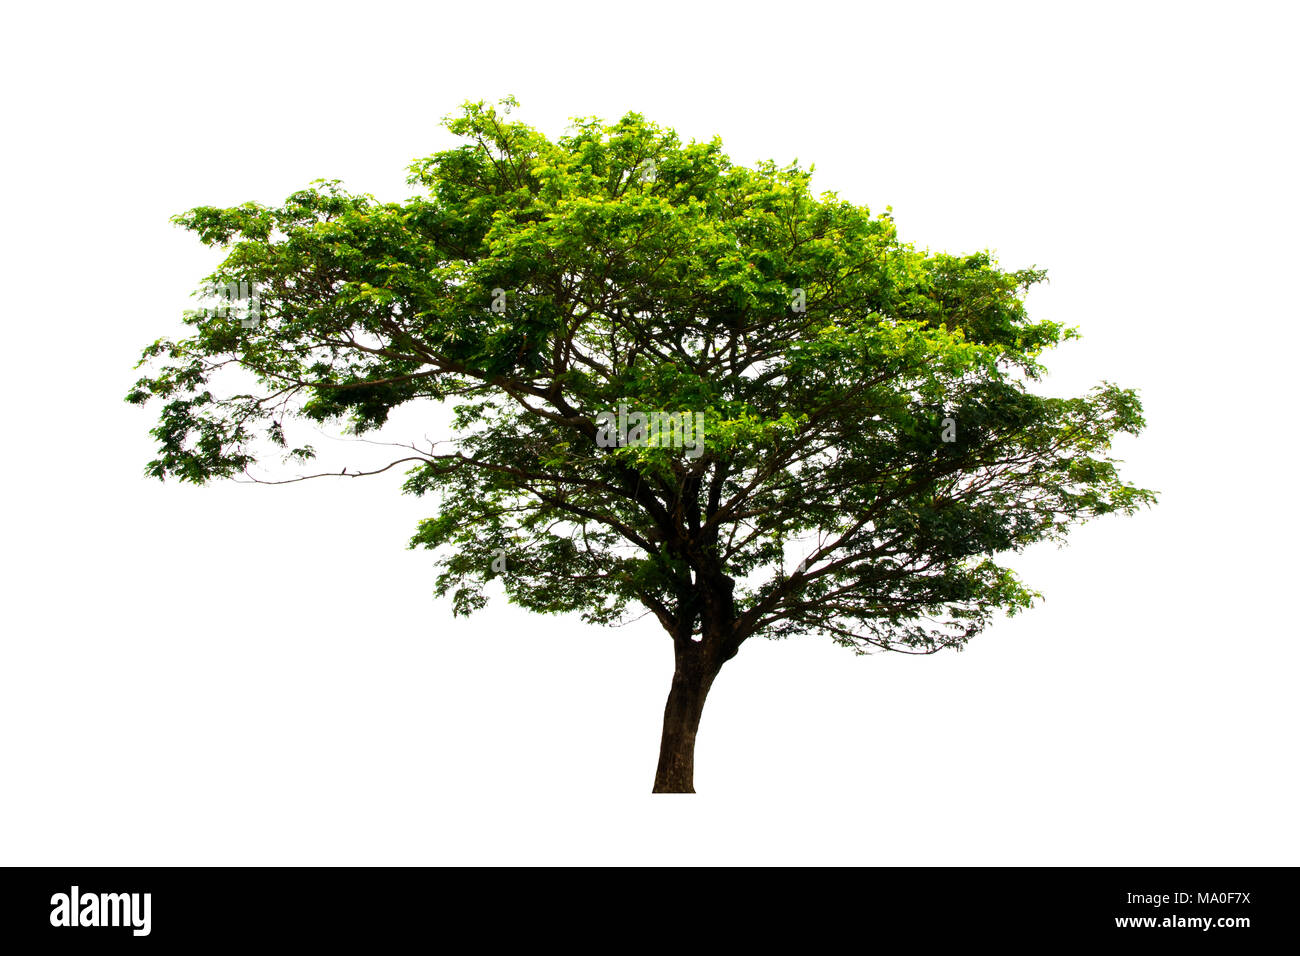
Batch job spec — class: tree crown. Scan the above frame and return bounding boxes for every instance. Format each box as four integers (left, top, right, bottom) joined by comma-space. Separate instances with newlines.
129, 98, 1155, 655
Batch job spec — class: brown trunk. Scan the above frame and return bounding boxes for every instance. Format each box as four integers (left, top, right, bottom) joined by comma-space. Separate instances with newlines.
652, 565, 739, 792
652, 648, 721, 793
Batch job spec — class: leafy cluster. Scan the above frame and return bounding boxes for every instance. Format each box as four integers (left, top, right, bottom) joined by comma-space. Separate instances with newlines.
129, 97, 1155, 654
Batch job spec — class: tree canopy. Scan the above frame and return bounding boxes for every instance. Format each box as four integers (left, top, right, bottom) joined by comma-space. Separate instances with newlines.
129, 98, 1155, 790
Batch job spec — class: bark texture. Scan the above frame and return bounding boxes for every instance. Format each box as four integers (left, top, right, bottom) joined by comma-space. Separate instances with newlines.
652, 648, 721, 793
652, 571, 740, 793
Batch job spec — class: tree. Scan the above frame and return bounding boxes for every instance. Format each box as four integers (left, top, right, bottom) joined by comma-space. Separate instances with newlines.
128, 98, 1156, 793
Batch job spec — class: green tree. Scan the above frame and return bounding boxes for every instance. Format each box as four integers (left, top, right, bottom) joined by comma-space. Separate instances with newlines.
129, 98, 1155, 792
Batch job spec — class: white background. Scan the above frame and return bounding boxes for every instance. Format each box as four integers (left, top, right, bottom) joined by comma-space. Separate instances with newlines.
2, 1, 1296, 865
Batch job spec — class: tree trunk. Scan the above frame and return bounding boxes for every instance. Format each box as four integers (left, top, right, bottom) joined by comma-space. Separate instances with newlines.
652, 649, 721, 793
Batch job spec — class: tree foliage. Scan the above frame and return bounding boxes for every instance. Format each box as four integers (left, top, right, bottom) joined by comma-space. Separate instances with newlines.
129, 97, 1155, 660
